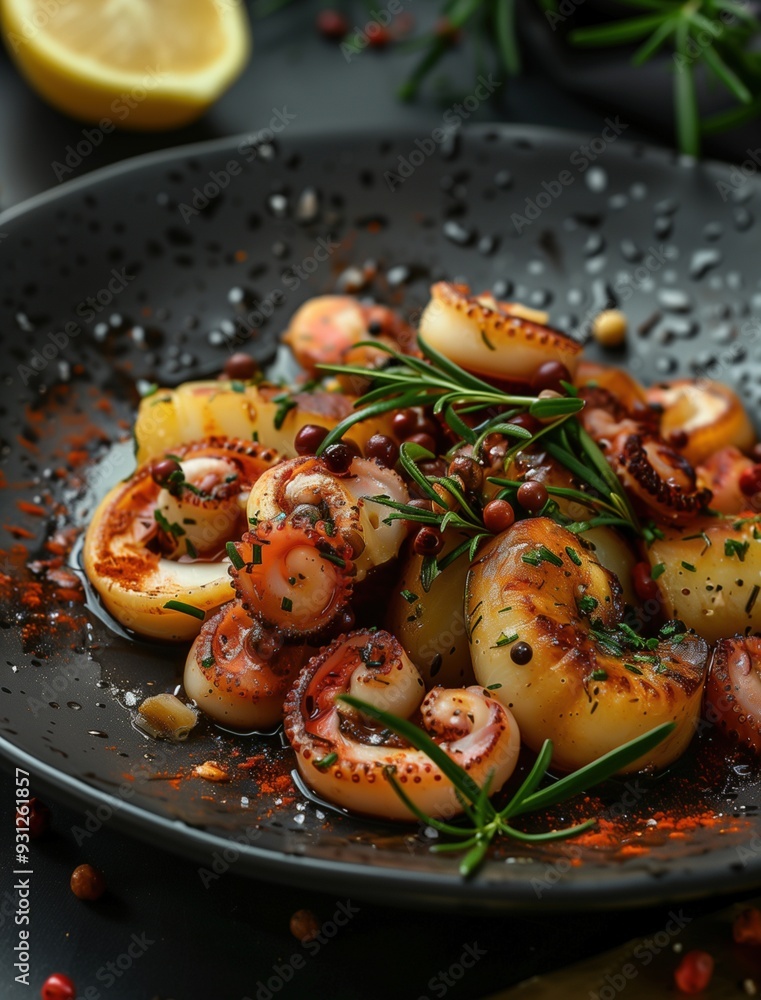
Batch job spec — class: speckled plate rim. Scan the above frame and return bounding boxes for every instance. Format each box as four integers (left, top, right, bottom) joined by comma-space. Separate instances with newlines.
1, 123, 760, 912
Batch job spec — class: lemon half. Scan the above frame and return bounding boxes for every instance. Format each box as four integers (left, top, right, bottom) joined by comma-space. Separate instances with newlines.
1, 0, 251, 129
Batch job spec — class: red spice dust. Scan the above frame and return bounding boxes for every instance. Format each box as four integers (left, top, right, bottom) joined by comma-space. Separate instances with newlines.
16, 500, 47, 517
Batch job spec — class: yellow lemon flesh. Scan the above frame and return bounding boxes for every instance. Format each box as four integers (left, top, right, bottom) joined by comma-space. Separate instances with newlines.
0, 0, 251, 129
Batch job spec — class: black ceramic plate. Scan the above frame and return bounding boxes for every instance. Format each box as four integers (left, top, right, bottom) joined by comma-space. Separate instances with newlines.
1, 125, 760, 911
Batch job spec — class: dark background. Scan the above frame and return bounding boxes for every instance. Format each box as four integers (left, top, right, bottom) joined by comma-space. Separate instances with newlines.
0, 1, 757, 998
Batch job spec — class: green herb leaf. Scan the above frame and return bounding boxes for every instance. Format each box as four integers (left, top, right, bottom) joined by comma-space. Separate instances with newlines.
163, 600, 205, 620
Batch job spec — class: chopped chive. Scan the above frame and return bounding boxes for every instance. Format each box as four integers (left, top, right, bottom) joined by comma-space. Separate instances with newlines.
401, 589, 418, 604
164, 600, 204, 620
681, 561, 696, 572
252, 544, 263, 565
468, 614, 483, 639
591, 669, 608, 681
522, 545, 563, 568
281, 596, 293, 612
651, 562, 666, 580
486, 683, 502, 690
185, 538, 198, 559
498, 606, 512, 614
565, 546, 582, 566
480, 329, 496, 351
320, 551, 347, 568
624, 663, 644, 675
725, 538, 749, 562
746, 584, 760, 615
314, 752, 338, 771
226, 541, 245, 570
201, 655, 215, 668
231, 380, 245, 393
494, 632, 519, 647
578, 595, 599, 615
154, 509, 185, 537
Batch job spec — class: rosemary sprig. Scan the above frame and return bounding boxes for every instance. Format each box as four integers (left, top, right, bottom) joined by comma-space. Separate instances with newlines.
339, 694, 674, 877
317, 333, 642, 557
568, 0, 761, 155
316, 336, 583, 454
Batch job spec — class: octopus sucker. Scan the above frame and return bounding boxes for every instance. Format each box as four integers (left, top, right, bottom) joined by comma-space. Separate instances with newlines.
230, 521, 355, 638
82, 438, 279, 641
705, 636, 761, 753
184, 601, 311, 729
466, 517, 709, 772
283, 630, 520, 820
646, 378, 755, 467
419, 281, 582, 382
580, 387, 712, 521
246, 455, 408, 581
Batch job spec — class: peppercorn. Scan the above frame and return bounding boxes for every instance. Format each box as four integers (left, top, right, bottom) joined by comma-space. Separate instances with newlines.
290, 908, 321, 942
223, 352, 259, 381
294, 424, 329, 456
322, 442, 354, 474
592, 309, 628, 348
391, 410, 418, 440
448, 455, 483, 492
673, 950, 714, 994
517, 480, 549, 513
413, 526, 444, 556
316, 9, 348, 39
532, 360, 572, 394
405, 432, 437, 455
41, 973, 76, 1000
508, 412, 541, 436
483, 500, 515, 534
365, 434, 399, 468
70, 863, 106, 901
150, 457, 182, 487
367, 23, 391, 46
511, 642, 533, 664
